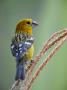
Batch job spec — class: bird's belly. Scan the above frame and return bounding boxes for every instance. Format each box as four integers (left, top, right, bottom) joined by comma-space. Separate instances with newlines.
25, 45, 34, 60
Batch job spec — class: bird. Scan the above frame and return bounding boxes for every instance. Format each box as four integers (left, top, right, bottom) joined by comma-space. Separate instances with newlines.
11, 19, 38, 81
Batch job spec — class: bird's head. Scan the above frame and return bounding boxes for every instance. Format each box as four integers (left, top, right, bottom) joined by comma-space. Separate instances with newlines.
15, 19, 38, 35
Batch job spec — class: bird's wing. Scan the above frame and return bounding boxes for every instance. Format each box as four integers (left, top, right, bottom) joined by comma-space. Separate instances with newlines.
11, 35, 34, 58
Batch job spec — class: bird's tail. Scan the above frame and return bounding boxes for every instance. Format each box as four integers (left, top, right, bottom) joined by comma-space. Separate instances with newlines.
15, 63, 25, 81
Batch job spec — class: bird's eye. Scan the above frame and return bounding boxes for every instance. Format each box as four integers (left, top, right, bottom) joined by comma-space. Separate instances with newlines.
27, 21, 30, 24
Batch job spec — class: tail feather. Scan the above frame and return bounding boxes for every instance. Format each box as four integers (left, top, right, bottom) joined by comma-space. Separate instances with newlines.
15, 63, 25, 81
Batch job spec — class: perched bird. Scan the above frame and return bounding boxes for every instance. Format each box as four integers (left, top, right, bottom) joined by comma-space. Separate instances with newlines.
11, 19, 38, 81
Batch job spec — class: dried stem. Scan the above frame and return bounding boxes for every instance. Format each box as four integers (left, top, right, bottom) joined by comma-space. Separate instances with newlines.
26, 36, 67, 90
24, 30, 67, 85
9, 80, 20, 90
24, 29, 67, 90
10, 29, 67, 90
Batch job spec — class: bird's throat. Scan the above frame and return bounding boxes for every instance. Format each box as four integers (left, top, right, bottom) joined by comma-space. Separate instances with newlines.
16, 29, 32, 36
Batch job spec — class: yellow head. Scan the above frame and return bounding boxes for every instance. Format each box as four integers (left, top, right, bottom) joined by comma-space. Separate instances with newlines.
16, 19, 38, 35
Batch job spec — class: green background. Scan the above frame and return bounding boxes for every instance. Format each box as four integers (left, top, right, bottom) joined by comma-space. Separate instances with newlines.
0, 0, 67, 90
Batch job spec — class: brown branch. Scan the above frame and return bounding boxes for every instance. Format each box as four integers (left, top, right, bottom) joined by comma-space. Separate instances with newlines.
10, 29, 67, 90
26, 30, 67, 78
26, 36, 67, 90
23, 29, 67, 90
9, 80, 20, 90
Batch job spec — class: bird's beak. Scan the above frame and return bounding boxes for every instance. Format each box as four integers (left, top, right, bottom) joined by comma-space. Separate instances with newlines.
32, 20, 38, 26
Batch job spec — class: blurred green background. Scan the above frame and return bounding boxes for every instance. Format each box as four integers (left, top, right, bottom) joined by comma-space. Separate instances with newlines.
0, 0, 67, 90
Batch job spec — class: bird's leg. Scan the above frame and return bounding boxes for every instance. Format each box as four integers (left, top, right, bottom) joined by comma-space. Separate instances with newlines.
25, 60, 35, 72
